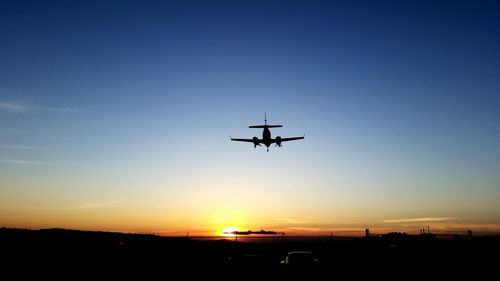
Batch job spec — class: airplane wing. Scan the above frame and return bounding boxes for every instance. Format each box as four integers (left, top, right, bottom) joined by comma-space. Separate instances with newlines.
230, 137, 260, 143
280, 136, 304, 142
272, 136, 304, 143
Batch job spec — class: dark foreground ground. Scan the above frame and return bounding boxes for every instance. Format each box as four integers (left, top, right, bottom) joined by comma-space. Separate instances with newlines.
1, 227, 499, 278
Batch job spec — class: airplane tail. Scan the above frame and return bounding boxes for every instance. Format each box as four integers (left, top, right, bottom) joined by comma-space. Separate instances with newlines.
249, 113, 283, 128
249, 125, 282, 128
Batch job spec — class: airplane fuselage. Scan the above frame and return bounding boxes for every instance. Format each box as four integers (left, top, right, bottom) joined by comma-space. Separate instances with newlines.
262, 127, 272, 147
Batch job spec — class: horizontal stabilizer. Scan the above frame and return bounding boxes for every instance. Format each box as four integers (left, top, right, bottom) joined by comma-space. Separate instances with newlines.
249, 125, 283, 128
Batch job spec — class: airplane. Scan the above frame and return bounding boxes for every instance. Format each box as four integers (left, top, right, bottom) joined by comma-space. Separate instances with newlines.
231, 114, 304, 152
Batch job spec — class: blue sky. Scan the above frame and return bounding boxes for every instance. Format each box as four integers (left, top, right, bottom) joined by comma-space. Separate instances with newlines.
1, 0, 499, 235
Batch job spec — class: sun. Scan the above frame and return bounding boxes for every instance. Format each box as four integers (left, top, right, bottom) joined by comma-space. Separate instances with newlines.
222, 226, 239, 236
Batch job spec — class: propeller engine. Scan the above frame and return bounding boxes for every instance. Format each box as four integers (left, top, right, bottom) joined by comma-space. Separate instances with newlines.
253, 137, 260, 148
275, 136, 282, 147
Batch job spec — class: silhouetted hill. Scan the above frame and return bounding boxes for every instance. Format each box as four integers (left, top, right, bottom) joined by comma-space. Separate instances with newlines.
1, 227, 498, 277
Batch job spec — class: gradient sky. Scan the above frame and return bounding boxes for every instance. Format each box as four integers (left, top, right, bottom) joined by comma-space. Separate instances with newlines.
1, 0, 499, 236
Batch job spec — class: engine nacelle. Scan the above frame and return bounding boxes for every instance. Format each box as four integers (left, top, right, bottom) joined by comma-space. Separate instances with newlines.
253, 137, 260, 148
275, 136, 282, 147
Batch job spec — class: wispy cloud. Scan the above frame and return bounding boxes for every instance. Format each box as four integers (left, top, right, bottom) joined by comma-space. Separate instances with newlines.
0, 144, 48, 150
383, 217, 453, 223
0, 159, 55, 165
0, 158, 100, 168
65, 162, 102, 168
69, 199, 127, 210
0, 102, 85, 113
274, 217, 303, 224
1, 200, 127, 211
285, 227, 323, 232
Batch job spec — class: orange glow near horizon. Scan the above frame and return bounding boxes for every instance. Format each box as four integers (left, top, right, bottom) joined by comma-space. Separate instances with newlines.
1, 194, 499, 237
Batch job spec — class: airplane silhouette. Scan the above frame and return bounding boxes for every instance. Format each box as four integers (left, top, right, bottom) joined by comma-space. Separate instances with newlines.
231, 114, 304, 152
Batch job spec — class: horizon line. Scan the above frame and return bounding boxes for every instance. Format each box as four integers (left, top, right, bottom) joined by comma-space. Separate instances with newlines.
3, 226, 498, 237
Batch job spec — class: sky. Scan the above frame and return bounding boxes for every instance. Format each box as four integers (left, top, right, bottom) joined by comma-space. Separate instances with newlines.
0, 0, 499, 236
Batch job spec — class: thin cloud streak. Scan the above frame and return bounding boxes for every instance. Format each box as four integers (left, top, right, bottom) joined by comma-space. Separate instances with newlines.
273, 217, 315, 224
0, 200, 127, 211
61, 162, 102, 168
0, 159, 55, 165
0, 158, 100, 168
0, 144, 48, 150
69, 199, 127, 210
0, 102, 86, 113
274, 217, 300, 223
383, 217, 453, 223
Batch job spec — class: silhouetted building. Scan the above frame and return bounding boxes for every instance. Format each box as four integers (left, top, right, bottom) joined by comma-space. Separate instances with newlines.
365, 228, 370, 237
467, 229, 472, 240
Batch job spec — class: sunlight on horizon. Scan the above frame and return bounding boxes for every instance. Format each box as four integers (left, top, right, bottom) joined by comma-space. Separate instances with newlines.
221, 226, 239, 237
